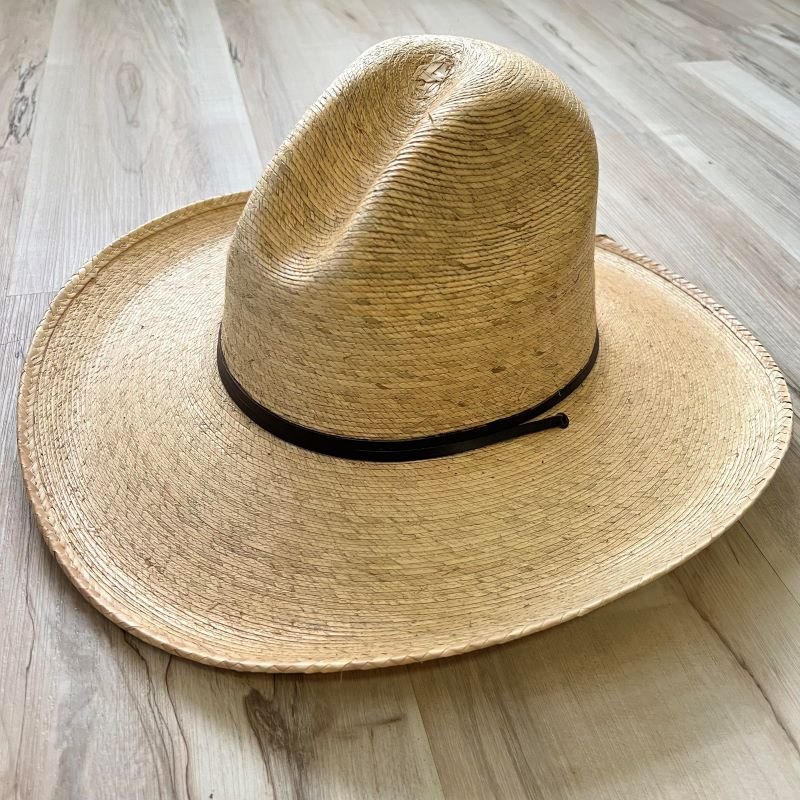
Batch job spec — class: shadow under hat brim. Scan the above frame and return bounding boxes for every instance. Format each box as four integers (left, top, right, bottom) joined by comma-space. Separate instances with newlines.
18, 193, 792, 672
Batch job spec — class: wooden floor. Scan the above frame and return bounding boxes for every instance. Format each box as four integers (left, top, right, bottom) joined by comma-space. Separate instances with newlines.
2, 0, 800, 797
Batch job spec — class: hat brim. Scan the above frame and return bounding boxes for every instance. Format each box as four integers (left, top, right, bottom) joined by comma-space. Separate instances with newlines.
18, 193, 792, 672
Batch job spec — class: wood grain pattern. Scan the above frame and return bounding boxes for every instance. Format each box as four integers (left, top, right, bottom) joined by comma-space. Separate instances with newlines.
6, 0, 261, 294
411, 579, 800, 799
2, 0, 800, 797
0, 0, 54, 292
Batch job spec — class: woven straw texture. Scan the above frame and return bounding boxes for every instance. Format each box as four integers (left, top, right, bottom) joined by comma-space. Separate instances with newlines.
18, 36, 792, 672
222, 36, 597, 437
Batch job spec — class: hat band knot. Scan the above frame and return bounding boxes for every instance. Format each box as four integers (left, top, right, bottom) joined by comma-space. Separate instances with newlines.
216, 330, 599, 462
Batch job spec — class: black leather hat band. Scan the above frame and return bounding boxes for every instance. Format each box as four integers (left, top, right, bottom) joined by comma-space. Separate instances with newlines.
217, 330, 599, 462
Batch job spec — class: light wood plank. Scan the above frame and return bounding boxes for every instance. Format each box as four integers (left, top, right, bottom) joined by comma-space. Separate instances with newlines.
529, 3, 800, 275
6, 0, 261, 294
110, 645, 445, 800
219, 0, 384, 155
597, 128, 800, 393
241, 669, 443, 799
658, 130, 800, 259
411, 579, 800, 799
729, 23, 800, 101
681, 59, 800, 149
655, 0, 795, 29
0, 0, 54, 291
671, 437, 800, 752
676, 522, 800, 751
0, 293, 53, 798
740, 439, 800, 600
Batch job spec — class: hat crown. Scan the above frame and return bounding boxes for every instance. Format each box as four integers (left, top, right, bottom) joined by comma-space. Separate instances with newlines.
221, 35, 598, 439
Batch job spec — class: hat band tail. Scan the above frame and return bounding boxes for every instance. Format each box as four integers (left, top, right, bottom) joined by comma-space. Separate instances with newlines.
216, 329, 599, 462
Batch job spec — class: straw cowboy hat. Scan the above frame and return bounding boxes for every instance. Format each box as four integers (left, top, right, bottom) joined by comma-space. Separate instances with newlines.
18, 35, 792, 672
